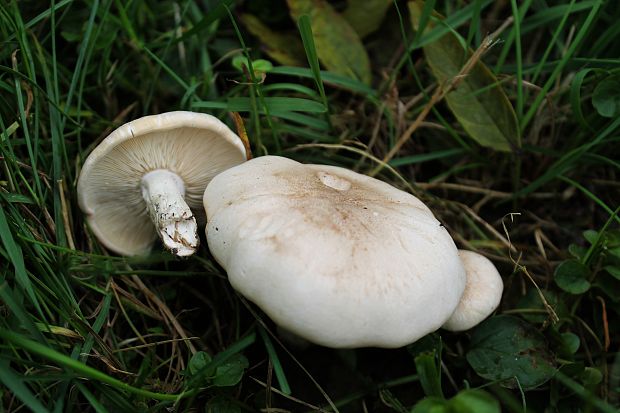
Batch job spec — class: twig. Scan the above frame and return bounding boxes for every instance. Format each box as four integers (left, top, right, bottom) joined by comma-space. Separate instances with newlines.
370, 17, 514, 177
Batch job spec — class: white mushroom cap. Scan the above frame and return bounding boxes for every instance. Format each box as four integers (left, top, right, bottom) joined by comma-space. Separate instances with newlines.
204, 156, 466, 348
78, 111, 246, 256
442, 250, 503, 331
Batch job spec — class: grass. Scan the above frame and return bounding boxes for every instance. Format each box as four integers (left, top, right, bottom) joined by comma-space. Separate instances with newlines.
1, 0, 619, 412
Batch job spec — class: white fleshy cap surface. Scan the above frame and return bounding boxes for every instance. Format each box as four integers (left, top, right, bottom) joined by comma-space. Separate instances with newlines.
204, 156, 466, 348
78, 111, 246, 256
443, 250, 503, 331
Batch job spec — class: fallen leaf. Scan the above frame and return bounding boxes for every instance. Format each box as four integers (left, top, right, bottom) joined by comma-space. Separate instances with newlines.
409, 1, 520, 152
342, 0, 392, 38
288, 0, 371, 84
240, 14, 306, 67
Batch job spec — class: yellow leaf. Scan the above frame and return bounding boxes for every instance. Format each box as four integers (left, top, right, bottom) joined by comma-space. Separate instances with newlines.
240, 14, 306, 67
343, 0, 392, 38
288, 0, 372, 85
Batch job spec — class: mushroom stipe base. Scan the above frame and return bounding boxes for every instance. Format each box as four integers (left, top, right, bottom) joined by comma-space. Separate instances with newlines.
141, 169, 199, 257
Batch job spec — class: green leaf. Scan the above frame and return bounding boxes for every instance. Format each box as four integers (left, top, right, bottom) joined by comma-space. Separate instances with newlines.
554, 260, 591, 294
342, 0, 392, 38
605, 230, 620, 246
449, 389, 500, 413
415, 352, 443, 398
288, 0, 372, 84
239, 14, 306, 66
411, 397, 448, 413
231, 56, 273, 76
188, 351, 212, 376
212, 354, 249, 387
411, 390, 500, 413
604, 265, 620, 280
466, 315, 556, 390
583, 229, 599, 244
592, 74, 620, 117
560, 332, 580, 354
409, 1, 520, 152
187, 351, 249, 387
580, 367, 603, 387
568, 243, 587, 260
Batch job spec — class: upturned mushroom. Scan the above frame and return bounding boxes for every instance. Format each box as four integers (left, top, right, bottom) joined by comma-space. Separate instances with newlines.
78, 111, 246, 257
203, 156, 502, 348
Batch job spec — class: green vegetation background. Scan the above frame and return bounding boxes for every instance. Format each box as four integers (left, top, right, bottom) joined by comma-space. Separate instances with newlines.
0, 0, 619, 412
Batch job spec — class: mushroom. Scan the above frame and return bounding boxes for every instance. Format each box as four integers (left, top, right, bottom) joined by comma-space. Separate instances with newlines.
78, 111, 246, 257
442, 250, 504, 331
203, 155, 467, 348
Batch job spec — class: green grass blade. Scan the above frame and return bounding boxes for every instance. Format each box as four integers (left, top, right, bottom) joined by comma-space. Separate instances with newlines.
143, 46, 191, 91
195, 97, 326, 113
509, 0, 523, 119
529, 0, 577, 86
570, 68, 596, 129
559, 176, 620, 224
226, 4, 280, 152
520, 1, 604, 130
269, 66, 377, 97
0, 278, 46, 343
296, 14, 331, 124
62, 0, 100, 128
553, 370, 618, 413
76, 382, 110, 413
389, 148, 466, 167
261, 82, 319, 97
0, 361, 50, 413
465, 0, 483, 47
0, 203, 42, 315
174, 0, 235, 44
258, 326, 292, 395
514, 116, 620, 197
0, 329, 196, 401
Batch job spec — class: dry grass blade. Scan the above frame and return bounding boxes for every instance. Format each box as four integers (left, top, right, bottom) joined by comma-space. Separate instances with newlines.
130, 274, 198, 355
502, 213, 559, 324
416, 182, 556, 199
2, 1, 618, 411
58, 179, 75, 250
370, 16, 514, 177
596, 296, 610, 352
230, 111, 253, 159
250, 377, 333, 413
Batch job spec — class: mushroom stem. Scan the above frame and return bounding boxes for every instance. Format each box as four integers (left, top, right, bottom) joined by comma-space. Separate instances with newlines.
141, 169, 199, 257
